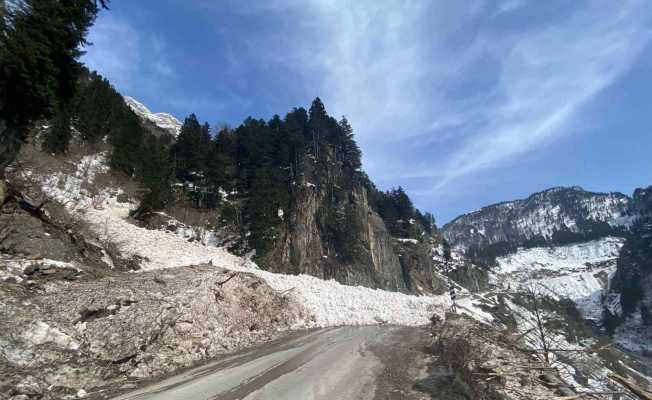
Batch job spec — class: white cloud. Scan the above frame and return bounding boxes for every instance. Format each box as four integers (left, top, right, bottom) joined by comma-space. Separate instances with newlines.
84, 0, 652, 211
493, 0, 526, 16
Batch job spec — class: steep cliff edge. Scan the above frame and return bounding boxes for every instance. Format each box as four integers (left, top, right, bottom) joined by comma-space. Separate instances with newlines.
261, 142, 434, 292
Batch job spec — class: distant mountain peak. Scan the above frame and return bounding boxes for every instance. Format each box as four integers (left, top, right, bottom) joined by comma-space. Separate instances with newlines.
123, 96, 181, 137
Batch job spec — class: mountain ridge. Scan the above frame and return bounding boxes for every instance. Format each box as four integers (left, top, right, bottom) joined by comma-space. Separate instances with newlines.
442, 185, 633, 259
123, 96, 182, 138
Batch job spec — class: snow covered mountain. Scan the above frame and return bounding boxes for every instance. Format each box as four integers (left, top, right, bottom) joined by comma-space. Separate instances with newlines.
442, 186, 633, 253
123, 96, 181, 137
442, 185, 651, 355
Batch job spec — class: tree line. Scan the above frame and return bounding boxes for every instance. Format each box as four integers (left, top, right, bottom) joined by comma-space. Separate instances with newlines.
0, 0, 108, 177
0, 0, 435, 260
48, 73, 435, 253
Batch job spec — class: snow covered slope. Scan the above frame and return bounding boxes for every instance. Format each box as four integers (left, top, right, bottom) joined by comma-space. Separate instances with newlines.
492, 237, 624, 320
443, 186, 633, 251
123, 96, 181, 137
34, 154, 448, 328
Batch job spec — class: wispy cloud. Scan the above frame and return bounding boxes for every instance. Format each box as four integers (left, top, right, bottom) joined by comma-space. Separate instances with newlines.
260, 0, 651, 196
83, 14, 140, 90
82, 14, 180, 108
493, 0, 526, 17
425, 0, 652, 193
84, 0, 652, 220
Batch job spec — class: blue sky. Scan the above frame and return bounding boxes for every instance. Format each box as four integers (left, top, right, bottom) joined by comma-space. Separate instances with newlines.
82, 0, 652, 224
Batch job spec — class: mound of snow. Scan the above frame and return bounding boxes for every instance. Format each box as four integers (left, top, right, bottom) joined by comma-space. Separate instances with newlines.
84, 205, 447, 327
33, 151, 448, 327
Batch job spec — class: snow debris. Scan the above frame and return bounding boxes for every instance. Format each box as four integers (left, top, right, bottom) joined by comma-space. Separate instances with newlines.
34, 154, 449, 328
22, 321, 79, 352
396, 238, 418, 244
85, 204, 448, 327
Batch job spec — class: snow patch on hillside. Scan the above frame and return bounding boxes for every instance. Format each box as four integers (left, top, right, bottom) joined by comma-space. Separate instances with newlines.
496, 237, 623, 275
493, 237, 624, 320
37, 153, 109, 209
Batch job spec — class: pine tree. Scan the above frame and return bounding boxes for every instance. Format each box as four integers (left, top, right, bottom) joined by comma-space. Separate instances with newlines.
172, 113, 204, 180
109, 109, 144, 176
308, 97, 328, 156
284, 107, 308, 178
0, 0, 108, 173
43, 105, 72, 154
205, 126, 237, 194
132, 134, 173, 218
338, 116, 362, 171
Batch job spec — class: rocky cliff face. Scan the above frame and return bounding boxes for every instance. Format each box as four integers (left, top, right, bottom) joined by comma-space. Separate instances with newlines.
263, 147, 439, 292
442, 186, 632, 253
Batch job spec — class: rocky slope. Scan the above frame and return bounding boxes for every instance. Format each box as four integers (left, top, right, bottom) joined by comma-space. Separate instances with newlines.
441, 184, 652, 357
118, 95, 450, 295
0, 264, 307, 399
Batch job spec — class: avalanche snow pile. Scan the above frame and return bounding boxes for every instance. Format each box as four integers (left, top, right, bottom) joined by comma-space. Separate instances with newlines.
492, 237, 624, 320
84, 205, 446, 326
37, 154, 448, 327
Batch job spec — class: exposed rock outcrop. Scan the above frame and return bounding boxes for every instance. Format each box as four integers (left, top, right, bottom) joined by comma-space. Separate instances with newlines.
260, 144, 440, 293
